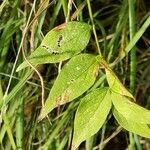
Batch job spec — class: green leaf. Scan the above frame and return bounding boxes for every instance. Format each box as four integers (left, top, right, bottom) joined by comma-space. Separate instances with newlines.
112, 92, 150, 124
96, 56, 133, 98
113, 107, 150, 138
38, 54, 99, 120
17, 21, 91, 71
105, 68, 133, 98
72, 88, 111, 150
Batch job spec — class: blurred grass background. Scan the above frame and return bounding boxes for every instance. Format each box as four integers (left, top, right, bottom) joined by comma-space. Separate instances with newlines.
0, 0, 150, 149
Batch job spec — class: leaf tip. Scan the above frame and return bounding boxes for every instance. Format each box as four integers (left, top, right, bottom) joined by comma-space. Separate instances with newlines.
38, 101, 56, 121
16, 62, 27, 72
16, 65, 22, 72
38, 108, 47, 121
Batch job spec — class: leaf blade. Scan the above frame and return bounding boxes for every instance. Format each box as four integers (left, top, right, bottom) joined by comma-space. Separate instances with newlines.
17, 21, 91, 71
105, 68, 133, 98
38, 54, 99, 120
16, 49, 74, 71
96, 56, 133, 98
72, 88, 111, 149
112, 92, 150, 124
113, 107, 150, 138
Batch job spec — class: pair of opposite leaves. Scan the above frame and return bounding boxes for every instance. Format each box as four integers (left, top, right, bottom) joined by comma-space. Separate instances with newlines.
17, 21, 150, 149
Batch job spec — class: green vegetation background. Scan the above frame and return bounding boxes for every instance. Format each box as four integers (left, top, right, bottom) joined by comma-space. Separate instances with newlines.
0, 0, 150, 149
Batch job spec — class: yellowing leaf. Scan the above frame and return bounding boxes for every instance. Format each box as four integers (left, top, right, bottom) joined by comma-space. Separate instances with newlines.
72, 88, 111, 150
38, 54, 99, 120
112, 92, 150, 124
105, 68, 133, 98
113, 108, 150, 138
96, 56, 133, 98
17, 21, 91, 71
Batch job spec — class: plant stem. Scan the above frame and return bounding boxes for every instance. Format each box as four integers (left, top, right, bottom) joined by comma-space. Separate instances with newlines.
128, 0, 142, 150
3, 114, 16, 150
16, 97, 24, 150
129, 0, 136, 93
86, 0, 102, 55
125, 15, 150, 55
49, 0, 62, 29
66, 0, 72, 22
61, 0, 67, 17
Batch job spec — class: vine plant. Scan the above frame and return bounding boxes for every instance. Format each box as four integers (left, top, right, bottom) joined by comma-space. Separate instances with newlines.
17, 21, 150, 149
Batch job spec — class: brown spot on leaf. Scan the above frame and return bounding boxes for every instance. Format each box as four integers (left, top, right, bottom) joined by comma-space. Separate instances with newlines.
56, 90, 70, 107
93, 65, 100, 78
56, 96, 61, 106
53, 23, 67, 32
